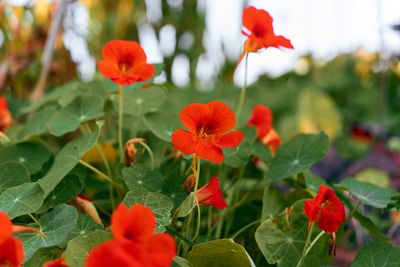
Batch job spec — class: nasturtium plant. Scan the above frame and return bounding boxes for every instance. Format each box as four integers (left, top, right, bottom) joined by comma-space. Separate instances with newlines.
0, 3, 399, 267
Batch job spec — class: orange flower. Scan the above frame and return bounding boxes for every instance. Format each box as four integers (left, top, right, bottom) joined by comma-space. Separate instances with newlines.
172, 101, 244, 163
0, 212, 42, 267
43, 258, 69, 267
196, 177, 228, 210
98, 40, 155, 85
0, 97, 12, 132
86, 204, 176, 267
304, 185, 346, 233
239, 6, 293, 63
247, 104, 282, 154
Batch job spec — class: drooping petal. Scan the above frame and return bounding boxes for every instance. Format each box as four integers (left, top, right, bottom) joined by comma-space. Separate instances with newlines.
0, 236, 24, 267
217, 130, 244, 148
179, 103, 208, 132
196, 177, 228, 210
145, 233, 177, 267
264, 35, 294, 49
205, 101, 236, 134
85, 240, 144, 267
0, 211, 12, 243
171, 129, 196, 155
247, 104, 273, 139
195, 143, 224, 164
111, 204, 156, 244
304, 199, 319, 222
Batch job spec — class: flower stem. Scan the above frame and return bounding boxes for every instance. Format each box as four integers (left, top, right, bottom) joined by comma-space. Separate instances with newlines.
296, 222, 316, 267
118, 85, 124, 163
231, 219, 261, 240
192, 157, 201, 241
235, 52, 249, 120
79, 159, 122, 189
137, 141, 155, 169
0, 131, 11, 143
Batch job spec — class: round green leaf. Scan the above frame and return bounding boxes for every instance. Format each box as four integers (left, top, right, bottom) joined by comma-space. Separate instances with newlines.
143, 112, 181, 142
351, 242, 400, 267
122, 87, 167, 116
0, 161, 30, 193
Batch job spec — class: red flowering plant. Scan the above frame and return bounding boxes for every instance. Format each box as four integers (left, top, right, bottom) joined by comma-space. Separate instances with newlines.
1, 3, 399, 267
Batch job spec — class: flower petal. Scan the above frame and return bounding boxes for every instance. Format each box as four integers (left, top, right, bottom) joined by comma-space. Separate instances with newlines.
145, 233, 177, 267
197, 177, 228, 210
179, 103, 208, 132
217, 130, 244, 148
242, 7, 273, 35
98, 60, 120, 80
205, 101, 236, 134
101, 40, 146, 63
0, 211, 12, 243
171, 129, 195, 155
111, 204, 156, 243
0, 236, 24, 267
85, 240, 144, 267
195, 143, 224, 163
247, 104, 273, 139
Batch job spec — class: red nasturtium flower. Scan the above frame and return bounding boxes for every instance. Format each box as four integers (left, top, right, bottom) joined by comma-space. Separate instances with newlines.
196, 176, 228, 210
247, 104, 282, 154
0, 211, 42, 267
43, 258, 69, 267
304, 185, 346, 233
98, 40, 155, 85
0, 97, 12, 132
86, 204, 176, 267
242, 6, 293, 53
172, 101, 244, 164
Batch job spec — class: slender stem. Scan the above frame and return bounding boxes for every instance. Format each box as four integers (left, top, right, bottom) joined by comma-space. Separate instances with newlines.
28, 214, 41, 227
138, 141, 155, 169
304, 230, 325, 257
0, 131, 11, 143
118, 85, 124, 163
192, 157, 201, 241
231, 219, 261, 240
296, 223, 315, 267
166, 227, 195, 246
346, 200, 361, 222
79, 160, 122, 189
81, 124, 112, 177
235, 52, 249, 119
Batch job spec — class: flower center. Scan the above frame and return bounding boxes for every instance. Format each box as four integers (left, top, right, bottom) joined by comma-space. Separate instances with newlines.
196, 125, 218, 145
119, 62, 132, 73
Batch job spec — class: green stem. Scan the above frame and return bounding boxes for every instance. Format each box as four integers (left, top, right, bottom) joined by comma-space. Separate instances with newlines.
231, 219, 261, 240
138, 141, 155, 169
166, 227, 195, 246
304, 230, 325, 257
79, 160, 122, 189
28, 214, 41, 227
296, 223, 315, 267
192, 157, 201, 241
346, 200, 361, 222
235, 52, 249, 119
118, 85, 124, 163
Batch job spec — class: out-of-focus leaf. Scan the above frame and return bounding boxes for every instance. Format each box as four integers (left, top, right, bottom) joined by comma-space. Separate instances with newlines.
24, 247, 62, 267
261, 187, 286, 220
122, 164, 163, 192
143, 112, 181, 142
187, 239, 252, 267
18, 105, 58, 140
351, 242, 400, 267
0, 182, 45, 219
336, 178, 399, 208
121, 87, 167, 116
0, 162, 30, 193
17, 204, 78, 261
297, 89, 342, 139
355, 168, 390, 188
265, 132, 330, 182
47, 95, 104, 136
37, 125, 100, 197
0, 142, 52, 175
177, 192, 196, 218
64, 230, 112, 267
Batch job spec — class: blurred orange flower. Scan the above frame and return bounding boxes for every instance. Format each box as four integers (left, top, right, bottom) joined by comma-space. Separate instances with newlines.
98, 40, 155, 85
0, 97, 12, 132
